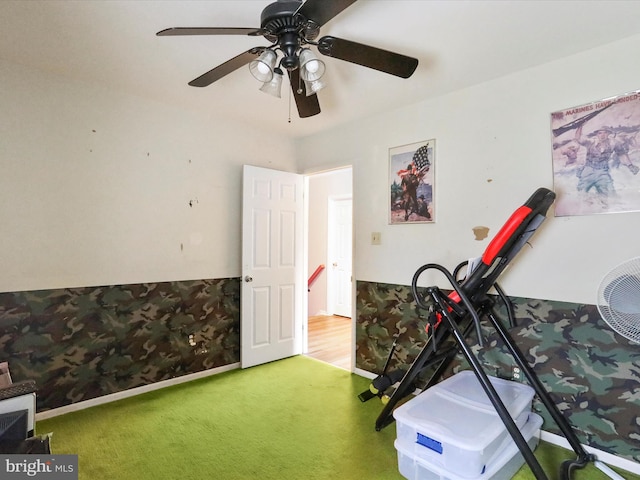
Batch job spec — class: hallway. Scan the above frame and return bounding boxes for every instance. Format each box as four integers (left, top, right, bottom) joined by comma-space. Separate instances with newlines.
306, 315, 352, 370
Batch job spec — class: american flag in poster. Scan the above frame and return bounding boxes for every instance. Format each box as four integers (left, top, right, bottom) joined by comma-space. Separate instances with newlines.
413, 143, 431, 173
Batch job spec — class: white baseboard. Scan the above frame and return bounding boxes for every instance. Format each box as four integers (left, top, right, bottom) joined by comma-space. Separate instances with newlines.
354, 367, 377, 380
540, 430, 640, 475
35, 362, 240, 421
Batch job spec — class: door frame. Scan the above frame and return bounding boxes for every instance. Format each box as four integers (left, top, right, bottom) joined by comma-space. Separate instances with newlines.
302, 167, 354, 371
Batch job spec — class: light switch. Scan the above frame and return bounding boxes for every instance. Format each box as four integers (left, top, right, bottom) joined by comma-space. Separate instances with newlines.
371, 232, 381, 245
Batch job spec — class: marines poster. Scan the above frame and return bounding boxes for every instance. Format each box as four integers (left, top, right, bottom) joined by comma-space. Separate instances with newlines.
551, 90, 640, 216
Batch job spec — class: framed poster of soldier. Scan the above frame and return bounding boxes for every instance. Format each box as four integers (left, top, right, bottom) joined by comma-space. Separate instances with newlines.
389, 140, 435, 224
551, 89, 640, 217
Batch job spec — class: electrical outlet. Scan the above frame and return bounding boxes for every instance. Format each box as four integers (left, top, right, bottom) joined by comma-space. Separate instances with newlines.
371, 232, 381, 245
511, 366, 522, 382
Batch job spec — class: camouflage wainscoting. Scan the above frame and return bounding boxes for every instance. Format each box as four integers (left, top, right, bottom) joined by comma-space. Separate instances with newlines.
356, 280, 640, 463
0, 278, 240, 412
355, 281, 429, 374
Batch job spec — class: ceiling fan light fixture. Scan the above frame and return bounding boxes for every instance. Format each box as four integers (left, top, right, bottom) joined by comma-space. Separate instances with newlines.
249, 50, 277, 82
303, 78, 326, 96
159, 0, 420, 120
259, 67, 284, 98
299, 48, 326, 82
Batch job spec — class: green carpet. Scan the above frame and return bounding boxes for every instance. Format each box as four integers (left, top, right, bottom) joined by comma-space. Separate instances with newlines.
37, 356, 637, 480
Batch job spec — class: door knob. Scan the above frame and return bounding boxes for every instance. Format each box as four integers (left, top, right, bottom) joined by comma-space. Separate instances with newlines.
244, 275, 253, 282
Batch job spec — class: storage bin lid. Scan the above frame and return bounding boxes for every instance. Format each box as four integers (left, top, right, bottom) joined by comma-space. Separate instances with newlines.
432, 371, 534, 415
393, 371, 535, 451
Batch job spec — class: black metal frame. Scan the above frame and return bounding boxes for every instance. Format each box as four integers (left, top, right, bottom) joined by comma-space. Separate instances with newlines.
424, 272, 593, 480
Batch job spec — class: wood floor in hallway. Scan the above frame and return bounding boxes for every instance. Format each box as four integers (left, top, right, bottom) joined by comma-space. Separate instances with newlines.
306, 315, 352, 370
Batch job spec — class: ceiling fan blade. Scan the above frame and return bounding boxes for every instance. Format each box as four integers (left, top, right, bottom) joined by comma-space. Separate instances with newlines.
288, 69, 321, 118
295, 0, 357, 27
156, 27, 264, 37
317, 36, 418, 78
188, 47, 266, 87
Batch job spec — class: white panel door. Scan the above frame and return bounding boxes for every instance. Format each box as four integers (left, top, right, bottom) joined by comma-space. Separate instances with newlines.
241, 165, 303, 368
328, 196, 352, 317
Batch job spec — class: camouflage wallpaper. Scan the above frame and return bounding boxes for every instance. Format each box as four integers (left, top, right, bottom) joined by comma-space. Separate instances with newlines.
0, 278, 240, 412
356, 280, 640, 463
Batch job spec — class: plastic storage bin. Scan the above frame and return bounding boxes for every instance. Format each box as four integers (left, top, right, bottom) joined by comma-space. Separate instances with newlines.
393, 371, 535, 478
395, 412, 543, 480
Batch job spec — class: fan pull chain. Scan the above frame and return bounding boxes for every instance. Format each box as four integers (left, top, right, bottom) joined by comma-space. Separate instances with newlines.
288, 85, 292, 123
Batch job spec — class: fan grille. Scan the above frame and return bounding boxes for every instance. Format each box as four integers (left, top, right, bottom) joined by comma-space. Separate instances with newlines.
597, 257, 640, 343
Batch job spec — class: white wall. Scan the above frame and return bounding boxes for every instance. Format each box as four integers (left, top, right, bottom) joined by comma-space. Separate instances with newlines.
307, 168, 353, 316
0, 59, 296, 292
295, 34, 640, 305
4, 32, 640, 304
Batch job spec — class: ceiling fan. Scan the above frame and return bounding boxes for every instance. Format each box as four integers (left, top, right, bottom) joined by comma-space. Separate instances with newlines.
156, 0, 419, 118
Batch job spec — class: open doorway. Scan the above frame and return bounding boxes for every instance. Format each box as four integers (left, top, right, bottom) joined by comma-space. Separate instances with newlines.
305, 167, 353, 370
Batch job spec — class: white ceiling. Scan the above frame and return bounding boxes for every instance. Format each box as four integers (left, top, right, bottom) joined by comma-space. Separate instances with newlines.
2, 0, 640, 139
